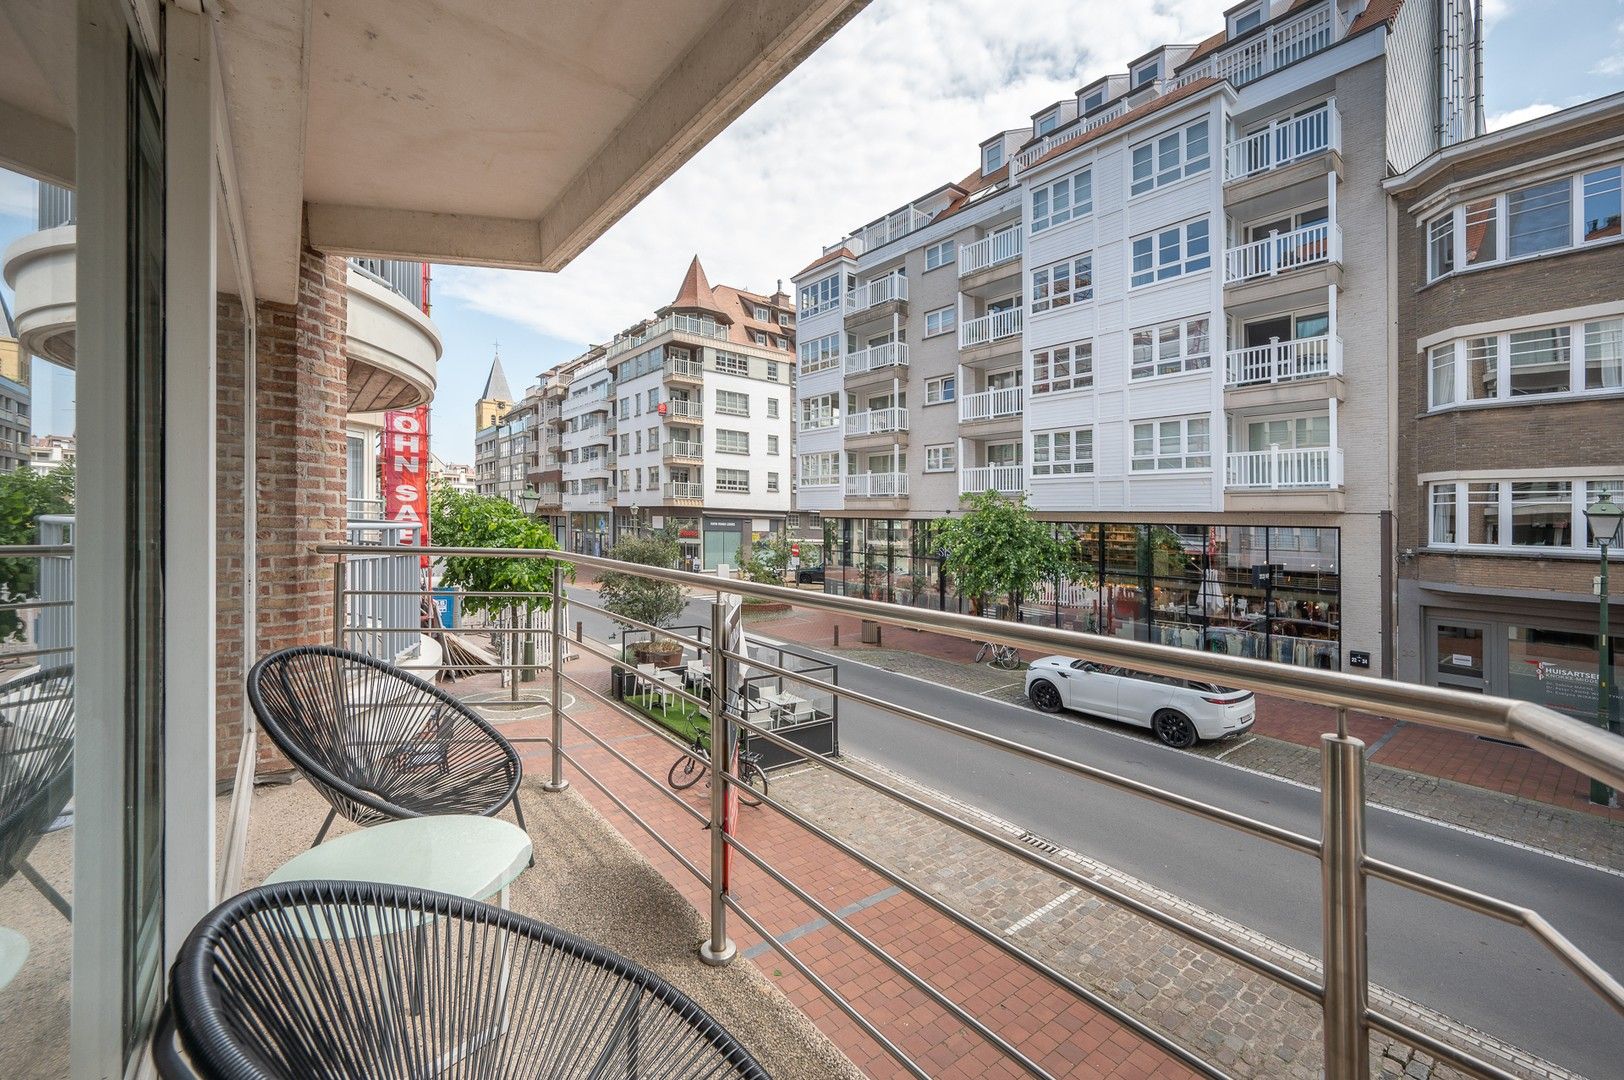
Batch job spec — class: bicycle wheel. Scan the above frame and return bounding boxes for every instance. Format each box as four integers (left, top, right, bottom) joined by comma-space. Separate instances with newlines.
974, 642, 990, 664
736, 761, 767, 807
993, 647, 1021, 670
668, 748, 707, 790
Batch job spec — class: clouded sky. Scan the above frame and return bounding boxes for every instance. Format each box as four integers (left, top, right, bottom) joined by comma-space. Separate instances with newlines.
3, 0, 1622, 458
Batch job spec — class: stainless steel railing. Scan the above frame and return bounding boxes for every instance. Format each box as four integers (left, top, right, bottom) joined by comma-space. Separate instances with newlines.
317, 540, 1624, 1080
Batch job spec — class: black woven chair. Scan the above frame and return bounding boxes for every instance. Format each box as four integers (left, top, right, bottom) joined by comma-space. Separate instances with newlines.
154, 880, 771, 1080
247, 646, 524, 846
0, 666, 74, 919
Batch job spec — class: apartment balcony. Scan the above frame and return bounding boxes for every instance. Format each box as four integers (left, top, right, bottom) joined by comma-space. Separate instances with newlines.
844, 407, 908, 441
574, 460, 612, 483
959, 464, 1025, 496
663, 481, 704, 504
663, 439, 703, 465
1225, 221, 1340, 285
958, 229, 1022, 294
844, 471, 908, 498
605, 311, 728, 360
1225, 335, 1345, 407
1225, 446, 1344, 511
661, 399, 704, 422
1012, 100, 1127, 171
851, 206, 932, 253
959, 308, 1022, 366
663, 356, 704, 385
1171, 0, 1342, 90
843, 342, 909, 386
844, 273, 908, 322
958, 385, 1023, 430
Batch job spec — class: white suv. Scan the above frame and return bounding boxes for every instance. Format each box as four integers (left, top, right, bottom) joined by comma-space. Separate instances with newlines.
1024, 657, 1255, 748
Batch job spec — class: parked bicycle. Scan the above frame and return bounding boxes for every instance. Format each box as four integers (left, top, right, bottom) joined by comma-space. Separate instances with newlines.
667, 732, 767, 806
974, 640, 1021, 669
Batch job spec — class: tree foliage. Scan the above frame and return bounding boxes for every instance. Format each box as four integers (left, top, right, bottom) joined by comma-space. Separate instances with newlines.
0, 465, 74, 642
597, 532, 686, 635
937, 490, 1065, 617
428, 488, 567, 617
738, 532, 792, 587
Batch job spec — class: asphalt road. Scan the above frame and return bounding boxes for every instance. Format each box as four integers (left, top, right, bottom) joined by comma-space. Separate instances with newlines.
566, 589, 1624, 1076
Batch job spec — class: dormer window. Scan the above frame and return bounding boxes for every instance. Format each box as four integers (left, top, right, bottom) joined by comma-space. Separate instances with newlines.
983, 142, 1005, 174
1230, 3, 1264, 36
1133, 59, 1160, 87
1082, 89, 1106, 113
1036, 110, 1059, 136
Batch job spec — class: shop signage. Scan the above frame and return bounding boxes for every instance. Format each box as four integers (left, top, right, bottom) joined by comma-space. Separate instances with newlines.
383, 406, 431, 563
1511, 658, 1601, 721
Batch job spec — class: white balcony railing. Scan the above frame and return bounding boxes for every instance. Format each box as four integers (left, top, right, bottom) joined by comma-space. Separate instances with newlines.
959, 465, 1025, 496
958, 386, 1023, 423
1226, 101, 1339, 181
662, 398, 703, 421
1225, 335, 1341, 387
845, 406, 909, 437
663, 356, 704, 381
1172, 0, 1341, 90
663, 481, 704, 501
851, 206, 933, 253
1012, 101, 1127, 170
959, 307, 1023, 349
846, 273, 908, 314
958, 229, 1022, 276
1225, 446, 1342, 490
605, 312, 728, 359
663, 440, 703, 461
844, 341, 909, 377
1224, 222, 1339, 284
844, 472, 908, 498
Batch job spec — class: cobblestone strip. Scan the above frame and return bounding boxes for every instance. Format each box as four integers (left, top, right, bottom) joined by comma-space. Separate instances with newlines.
825, 646, 1624, 873
771, 756, 1587, 1080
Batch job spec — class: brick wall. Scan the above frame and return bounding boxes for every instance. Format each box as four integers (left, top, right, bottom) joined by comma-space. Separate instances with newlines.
215, 245, 351, 778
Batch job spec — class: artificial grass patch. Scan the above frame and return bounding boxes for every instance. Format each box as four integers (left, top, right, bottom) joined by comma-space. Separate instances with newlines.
626, 690, 710, 744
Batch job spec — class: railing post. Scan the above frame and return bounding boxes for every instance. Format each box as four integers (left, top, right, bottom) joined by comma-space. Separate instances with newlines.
701, 597, 736, 966
331, 558, 345, 648
543, 562, 568, 792
1321, 730, 1369, 1080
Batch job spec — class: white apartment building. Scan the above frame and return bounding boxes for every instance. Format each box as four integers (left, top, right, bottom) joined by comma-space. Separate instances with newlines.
792, 0, 1482, 675
559, 356, 617, 554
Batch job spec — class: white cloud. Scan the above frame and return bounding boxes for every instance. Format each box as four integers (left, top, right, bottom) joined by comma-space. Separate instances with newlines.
1480, 0, 1515, 32
1486, 101, 1562, 130
0, 170, 35, 219
1593, 18, 1624, 76
437, 0, 1231, 354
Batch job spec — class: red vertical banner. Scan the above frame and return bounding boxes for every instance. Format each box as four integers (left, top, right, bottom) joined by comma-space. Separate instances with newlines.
383, 406, 431, 560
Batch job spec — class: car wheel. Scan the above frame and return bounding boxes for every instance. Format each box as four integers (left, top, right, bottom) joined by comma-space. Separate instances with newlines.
1153, 710, 1198, 749
1028, 679, 1063, 713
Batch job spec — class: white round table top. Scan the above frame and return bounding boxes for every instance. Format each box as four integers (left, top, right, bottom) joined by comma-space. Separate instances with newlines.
265, 814, 532, 902
0, 926, 29, 991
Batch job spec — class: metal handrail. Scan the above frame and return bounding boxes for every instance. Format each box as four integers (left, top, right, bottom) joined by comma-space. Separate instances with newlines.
317, 542, 1624, 1080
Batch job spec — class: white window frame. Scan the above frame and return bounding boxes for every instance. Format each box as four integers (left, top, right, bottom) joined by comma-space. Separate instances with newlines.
1130, 218, 1211, 287
1425, 162, 1624, 282
925, 375, 957, 405
798, 332, 841, 375
925, 305, 957, 337
1132, 58, 1159, 87
715, 389, 750, 417
1031, 254, 1094, 313
799, 451, 840, 486
799, 273, 842, 317
799, 394, 838, 431
1032, 427, 1094, 476
716, 468, 750, 494
1425, 316, 1624, 410
1035, 109, 1059, 136
1130, 316, 1212, 379
715, 352, 749, 377
716, 429, 749, 455
767, 472, 780, 492
925, 239, 955, 271
983, 141, 1005, 174
924, 444, 957, 473
1031, 169, 1093, 233
1229, 2, 1263, 36
1130, 416, 1211, 472
1427, 477, 1624, 552
1081, 88, 1106, 113
1130, 120, 1210, 196
1031, 340, 1093, 394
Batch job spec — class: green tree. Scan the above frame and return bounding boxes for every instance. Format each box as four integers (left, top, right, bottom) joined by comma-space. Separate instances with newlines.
937, 490, 1065, 618
0, 465, 75, 642
428, 488, 568, 617
597, 532, 686, 635
737, 531, 792, 587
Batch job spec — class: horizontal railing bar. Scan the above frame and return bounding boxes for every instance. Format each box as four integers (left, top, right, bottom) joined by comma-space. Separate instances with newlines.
719, 646, 1321, 857
555, 746, 711, 889
729, 777, 1227, 1079
314, 543, 1624, 794
1365, 1008, 1517, 1080
723, 829, 1055, 1080
0, 645, 77, 662
566, 634, 717, 717
719, 894, 932, 1080
0, 599, 73, 612
554, 667, 714, 783
1363, 856, 1624, 1016
726, 705, 1325, 1001
559, 595, 712, 653
0, 545, 75, 556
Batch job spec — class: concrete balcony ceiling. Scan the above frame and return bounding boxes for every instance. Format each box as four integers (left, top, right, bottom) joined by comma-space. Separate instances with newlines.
0, 226, 76, 369
0, 0, 867, 303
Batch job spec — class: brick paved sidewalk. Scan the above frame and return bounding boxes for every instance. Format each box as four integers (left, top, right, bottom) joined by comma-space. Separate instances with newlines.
741, 602, 1624, 824
474, 643, 1198, 1080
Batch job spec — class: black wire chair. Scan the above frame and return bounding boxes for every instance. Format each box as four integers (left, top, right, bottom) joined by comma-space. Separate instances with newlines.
0, 666, 74, 919
247, 646, 525, 846
155, 880, 771, 1080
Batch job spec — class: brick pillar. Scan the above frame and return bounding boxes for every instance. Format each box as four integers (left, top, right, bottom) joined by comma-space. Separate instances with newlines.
215, 244, 350, 779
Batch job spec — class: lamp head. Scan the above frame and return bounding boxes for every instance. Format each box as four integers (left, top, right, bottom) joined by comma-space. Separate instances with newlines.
1585, 496, 1624, 546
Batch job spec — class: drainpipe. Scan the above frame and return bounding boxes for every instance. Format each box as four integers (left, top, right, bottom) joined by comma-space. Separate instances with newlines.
1472, 0, 1486, 136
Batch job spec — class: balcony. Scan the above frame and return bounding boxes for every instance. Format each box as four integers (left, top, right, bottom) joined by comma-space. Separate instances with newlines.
844, 273, 908, 316
959, 385, 1022, 424
1172, 0, 1342, 89
605, 312, 728, 360
1225, 445, 1342, 490
1012, 100, 1127, 170
959, 464, 1025, 496
663, 356, 704, 384
959, 307, 1022, 352
663, 439, 703, 464
663, 480, 703, 503
1226, 101, 1340, 183
1225, 335, 1342, 388
843, 341, 909, 379
1224, 221, 1340, 286
958, 229, 1022, 285
844, 471, 908, 498
851, 206, 933, 253
662, 398, 704, 422
844, 406, 908, 438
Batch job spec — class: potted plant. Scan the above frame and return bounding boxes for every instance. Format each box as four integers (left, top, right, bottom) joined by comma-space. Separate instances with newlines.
599, 532, 688, 676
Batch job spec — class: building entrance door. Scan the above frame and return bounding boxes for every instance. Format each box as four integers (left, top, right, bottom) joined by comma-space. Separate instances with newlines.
1428, 618, 1492, 693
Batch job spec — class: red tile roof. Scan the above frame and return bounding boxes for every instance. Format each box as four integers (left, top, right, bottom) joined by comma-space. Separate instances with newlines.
670, 255, 720, 315
794, 246, 856, 278
1024, 77, 1222, 172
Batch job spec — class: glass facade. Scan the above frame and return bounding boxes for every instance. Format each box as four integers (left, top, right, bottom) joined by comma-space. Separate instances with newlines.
825, 517, 1342, 669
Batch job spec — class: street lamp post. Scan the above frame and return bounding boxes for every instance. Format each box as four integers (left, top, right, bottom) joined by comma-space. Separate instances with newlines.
1583, 496, 1623, 807
519, 486, 540, 516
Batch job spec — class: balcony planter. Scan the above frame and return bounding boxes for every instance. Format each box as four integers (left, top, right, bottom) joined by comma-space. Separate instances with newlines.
631, 639, 683, 670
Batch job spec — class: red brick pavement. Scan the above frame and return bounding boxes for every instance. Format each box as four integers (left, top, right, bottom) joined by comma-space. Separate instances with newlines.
488, 645, 1198, 1080
741, 598, 1624, 820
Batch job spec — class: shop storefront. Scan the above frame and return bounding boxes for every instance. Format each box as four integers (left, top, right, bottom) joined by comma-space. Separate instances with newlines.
824, 517, 1343, 670
569, 512, 611, 556
1425, 603, 1620, 727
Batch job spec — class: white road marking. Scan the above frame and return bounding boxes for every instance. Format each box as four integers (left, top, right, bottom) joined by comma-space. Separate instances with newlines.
1005, 887, 1080, 934
1213, 736, 1256, 760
